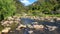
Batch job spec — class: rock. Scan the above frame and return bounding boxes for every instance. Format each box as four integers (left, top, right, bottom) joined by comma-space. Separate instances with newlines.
2, 27, 11, 33
8, 21, 13, 24
15, 18, 20, 21
1, 21, 9, 26
1, 21, 14, 27
28, 30, 33, 34
40, 17, 44, 21
17, 24, 26, 29
33, 25, 44, 30
9, 31, 15, 32
27, 24, 33, 28
16, 28, 21, 31
50, 19, 54, 22
8, 17, 14, 21
46, 25, 58, 31
57, 18, 60, 21
32, 22, 38, 25
13, 16, 17, 18
1, 16, 20, 27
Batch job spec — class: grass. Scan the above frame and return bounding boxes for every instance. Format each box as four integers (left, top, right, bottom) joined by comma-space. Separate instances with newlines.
14, 13, 60, 17
0, 24, 4, 31
43, 14, 60, 17
10, 22, 18, 30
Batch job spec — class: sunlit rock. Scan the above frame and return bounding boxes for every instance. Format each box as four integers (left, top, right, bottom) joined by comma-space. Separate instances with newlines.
28, 30, 33, 34
17, 24, 26, 29
32, 22, 38, 25
33, 25, 44, 30
15, 18, 20, 21
1, 21, 9, 26
40, 17, 44, 21
46, 25, 58, 31
10, 31, 15, 32
27, 24, 33, 28
57, 18, 60, 21
2, 27, 11, 34
8, 17, 14, 21
13, 16, 17, 18
50, 19, 54, 22
1, 21, 14, 27
9, 21, 13, 24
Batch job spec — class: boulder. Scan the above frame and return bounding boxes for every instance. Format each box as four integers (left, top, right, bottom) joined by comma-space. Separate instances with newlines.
46, 25, 58, 31
8, 17, 14, 21
57, 18, 60, 21
2, 27, 11, 34
33, 25, 44, 30
28, 30, 33, 34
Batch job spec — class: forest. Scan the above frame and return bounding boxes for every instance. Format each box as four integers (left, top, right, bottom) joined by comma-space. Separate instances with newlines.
0, 0, 60, 34
0, 0, 60, 21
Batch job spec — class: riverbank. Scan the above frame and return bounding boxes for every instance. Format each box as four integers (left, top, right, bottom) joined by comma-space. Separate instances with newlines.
0, 15, 60, 34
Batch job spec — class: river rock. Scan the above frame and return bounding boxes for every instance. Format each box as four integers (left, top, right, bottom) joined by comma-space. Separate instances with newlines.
33, 25, 44, 30
46, 25, 58, 31
2, 27, 11, 34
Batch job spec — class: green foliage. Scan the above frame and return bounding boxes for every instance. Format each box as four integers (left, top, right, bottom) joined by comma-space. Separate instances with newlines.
0, 0, 16, 21
27, 0, 60, 16
10, 23, 18, 30
0, 23, 4, 31
13, 0, 60, 16
0, 0, 60, 18
14, 0, 26, 14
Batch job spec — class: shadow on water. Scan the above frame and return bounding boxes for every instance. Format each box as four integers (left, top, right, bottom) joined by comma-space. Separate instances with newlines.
8, 18, 60, 34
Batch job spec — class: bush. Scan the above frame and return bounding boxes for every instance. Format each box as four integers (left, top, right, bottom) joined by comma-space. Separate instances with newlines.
0, 0, 16, 21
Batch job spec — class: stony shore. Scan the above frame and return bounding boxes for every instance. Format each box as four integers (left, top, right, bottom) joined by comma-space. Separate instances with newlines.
0, 16, 60, 34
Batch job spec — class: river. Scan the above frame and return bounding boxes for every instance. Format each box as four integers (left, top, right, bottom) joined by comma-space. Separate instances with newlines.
8, 18, 60, 34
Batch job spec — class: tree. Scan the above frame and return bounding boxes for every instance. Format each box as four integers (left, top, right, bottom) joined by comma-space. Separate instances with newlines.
27, 0, 60, 15
0, 0, 16, 21
14, 0, 27, 14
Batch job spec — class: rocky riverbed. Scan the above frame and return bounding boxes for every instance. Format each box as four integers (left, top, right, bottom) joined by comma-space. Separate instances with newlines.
0, 16, 60, 34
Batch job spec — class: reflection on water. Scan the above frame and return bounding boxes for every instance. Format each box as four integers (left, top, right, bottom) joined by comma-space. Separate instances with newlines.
8, 18, 60, 34
20, 18, 36, 25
